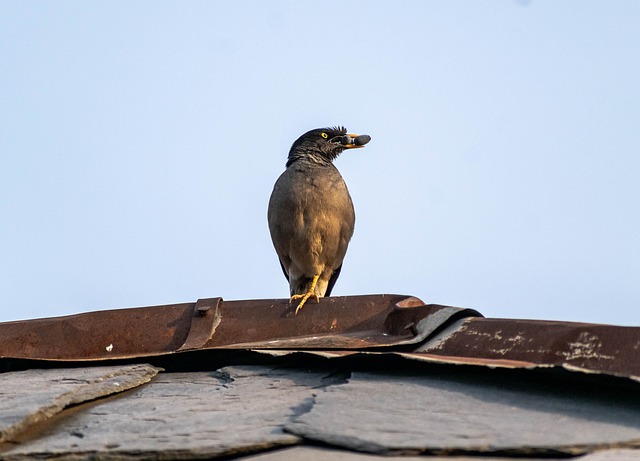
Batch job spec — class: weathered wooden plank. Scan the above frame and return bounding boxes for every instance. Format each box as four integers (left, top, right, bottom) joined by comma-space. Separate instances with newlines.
1, 366, 339, 460
0, 364, 160, 443
287, 371, 640, 455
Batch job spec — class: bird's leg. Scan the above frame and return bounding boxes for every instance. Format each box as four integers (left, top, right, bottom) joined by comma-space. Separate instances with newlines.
290, 274, 321, 315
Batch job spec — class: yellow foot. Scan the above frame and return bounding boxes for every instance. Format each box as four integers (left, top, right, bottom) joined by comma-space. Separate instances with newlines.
291, 292, 320, 315
290, 274, 321, 315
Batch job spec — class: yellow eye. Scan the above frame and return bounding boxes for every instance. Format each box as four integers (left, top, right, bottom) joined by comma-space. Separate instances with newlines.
320, 132, 328, 139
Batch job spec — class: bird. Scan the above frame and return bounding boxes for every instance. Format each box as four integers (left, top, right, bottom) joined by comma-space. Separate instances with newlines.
267, 126, 371, 314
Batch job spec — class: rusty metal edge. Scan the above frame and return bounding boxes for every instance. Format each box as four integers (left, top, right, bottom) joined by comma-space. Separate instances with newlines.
248, 349, 640, 384
249, 349, 537, 369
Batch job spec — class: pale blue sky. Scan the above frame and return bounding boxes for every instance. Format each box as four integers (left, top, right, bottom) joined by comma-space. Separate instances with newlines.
1, 1, 639, 325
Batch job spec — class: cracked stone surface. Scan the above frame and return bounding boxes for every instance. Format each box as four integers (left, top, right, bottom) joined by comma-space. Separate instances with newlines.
286, 370, 640, 455
0, 366, 342, 460
4, 364, 640, 460
0, 364, 160, 443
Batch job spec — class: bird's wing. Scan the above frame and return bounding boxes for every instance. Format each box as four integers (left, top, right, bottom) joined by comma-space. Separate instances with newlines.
324, 264, 342, 296
278, 259, 289, 282
268, 168, 297, 284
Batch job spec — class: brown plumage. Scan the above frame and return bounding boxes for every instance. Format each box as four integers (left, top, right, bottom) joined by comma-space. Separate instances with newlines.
267, 126, 371, 313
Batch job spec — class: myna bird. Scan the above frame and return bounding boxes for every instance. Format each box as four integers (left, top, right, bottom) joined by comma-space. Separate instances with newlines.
268, 126, 371, 314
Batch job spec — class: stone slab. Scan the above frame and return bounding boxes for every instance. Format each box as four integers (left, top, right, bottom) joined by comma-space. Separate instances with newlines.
287, 370, 640, 455
1, 366, 341, 460
0, 364, 160, 443
579, 449, 640, 460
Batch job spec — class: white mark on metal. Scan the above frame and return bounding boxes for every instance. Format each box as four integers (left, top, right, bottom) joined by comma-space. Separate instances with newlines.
559, 332, 614, 361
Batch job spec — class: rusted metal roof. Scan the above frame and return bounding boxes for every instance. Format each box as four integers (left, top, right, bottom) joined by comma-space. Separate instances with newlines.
416, 316, 640, 379
1, 294, 639, 383
0, 295, 476, 360
3, 295, 640, 460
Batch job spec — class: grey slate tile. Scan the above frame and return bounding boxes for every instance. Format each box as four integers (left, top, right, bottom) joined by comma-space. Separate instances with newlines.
0, 366, 339, 460
4, 365, 638, 460
579, 449, 640, 460
287, 370, 640, 456
0, 364, 160, 443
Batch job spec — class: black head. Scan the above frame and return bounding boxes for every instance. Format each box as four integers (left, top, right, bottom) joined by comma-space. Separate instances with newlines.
286, 126, 370, 167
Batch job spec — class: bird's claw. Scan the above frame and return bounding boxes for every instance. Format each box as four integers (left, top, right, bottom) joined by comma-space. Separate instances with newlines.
289, 274, 321, 315
290, 292, 320, 315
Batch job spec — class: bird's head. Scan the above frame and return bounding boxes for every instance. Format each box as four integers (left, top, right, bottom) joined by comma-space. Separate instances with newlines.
286, 126, 371, 167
